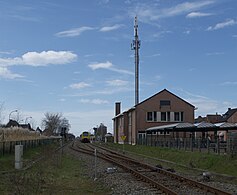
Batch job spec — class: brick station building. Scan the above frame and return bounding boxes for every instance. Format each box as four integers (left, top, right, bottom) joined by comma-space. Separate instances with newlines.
113, 89, 195, 145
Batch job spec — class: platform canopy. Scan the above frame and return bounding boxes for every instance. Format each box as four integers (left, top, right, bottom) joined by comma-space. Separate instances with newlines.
146, 122, 237, 133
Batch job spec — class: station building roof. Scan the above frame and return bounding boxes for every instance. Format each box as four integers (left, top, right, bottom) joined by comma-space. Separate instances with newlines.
145, 122, 237, 133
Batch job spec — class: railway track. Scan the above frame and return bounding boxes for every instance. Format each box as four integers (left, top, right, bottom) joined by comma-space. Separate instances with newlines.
70, 141, 232, 195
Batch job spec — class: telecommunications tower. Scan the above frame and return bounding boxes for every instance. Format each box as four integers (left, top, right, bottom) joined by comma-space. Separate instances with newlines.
131, 16, 141, 105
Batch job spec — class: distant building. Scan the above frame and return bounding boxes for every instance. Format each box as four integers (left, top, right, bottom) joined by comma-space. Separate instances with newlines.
222, 108, 237, 123
36, 127, 43, 134
6, 120, 20, 128
94, 123, 107, 141
195, 108, 237, 141
113, 89, 195, 145
195, 108, 237, 123
105, 133, 114, 143
6, 119, 33, 131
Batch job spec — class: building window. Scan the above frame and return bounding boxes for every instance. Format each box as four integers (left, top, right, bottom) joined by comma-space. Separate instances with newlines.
147, 112, 153, 121
160, 100, 171, 106
148, 111, 184, 122
161, 112, 166, 121
174, 112, 179, 121
160, 112, 171, 122
164, 131, 170, 135
181, 112, 184, 121
174, 112, 184, 122
153, 111, 157, 121
158, 131, 170, 135
167, 112, 170, 121
147, 111, 157, 122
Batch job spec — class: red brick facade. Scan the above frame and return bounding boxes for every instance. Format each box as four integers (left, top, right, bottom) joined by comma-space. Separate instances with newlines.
113, 89, 195, 144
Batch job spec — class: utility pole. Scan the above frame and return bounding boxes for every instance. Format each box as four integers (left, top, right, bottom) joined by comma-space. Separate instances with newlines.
131, 16, 140, 105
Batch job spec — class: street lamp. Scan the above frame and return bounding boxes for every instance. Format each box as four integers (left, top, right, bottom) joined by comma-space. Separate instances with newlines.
9, 110, 18, 121
25, 116, 32, 124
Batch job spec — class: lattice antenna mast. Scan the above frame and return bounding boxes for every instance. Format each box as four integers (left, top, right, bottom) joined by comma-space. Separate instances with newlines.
131, 16, 140, 105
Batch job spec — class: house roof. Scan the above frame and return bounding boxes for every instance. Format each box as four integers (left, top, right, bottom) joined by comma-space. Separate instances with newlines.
112, 107, 135, 120
222, 108, 237, 121
196, 108, 237, 123
6, 120, 20, 127
113, 89, 195, 120
135, 89, 195, 108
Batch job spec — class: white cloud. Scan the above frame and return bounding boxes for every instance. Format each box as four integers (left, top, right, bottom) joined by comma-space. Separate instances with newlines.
109, 67, 134, 75
184, 30, 191, 34
186, 12, 213, 18
144, 53, 161, 57
0, 67, 24, 79
220, 81, 237, 86
188, 97, 220, 116
21, 51, 77, 66
206, 52, 224, 56
153, 30, 172, 38
69, 82, 91, 89
0, 51, 77, 67
0, 57, 22, 67
163, 1, 214, 18
100, 24, 123, 32
99, 0, 110, 4
0, 51, 12, 55
177, 89, 233, 117
55, 26, 94, 37
79, 98, 109, 104
63, 85, 133, 97
207, 19, 237, 31
155, 75, 162, 80
106, 79, 128, 86
187, 96, 234, 118
88, 61, 113, 70
88, 61, 134, 75
132, 1, 214, 22
10, 14, 40, 22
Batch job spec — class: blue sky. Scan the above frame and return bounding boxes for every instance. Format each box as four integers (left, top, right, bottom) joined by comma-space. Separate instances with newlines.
0, 0, 236, 136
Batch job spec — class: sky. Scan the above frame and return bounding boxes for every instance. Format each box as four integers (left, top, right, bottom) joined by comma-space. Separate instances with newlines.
0, 0, 236, 136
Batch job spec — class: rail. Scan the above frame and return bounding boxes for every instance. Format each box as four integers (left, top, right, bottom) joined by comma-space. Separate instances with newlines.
70, 141, 232, 195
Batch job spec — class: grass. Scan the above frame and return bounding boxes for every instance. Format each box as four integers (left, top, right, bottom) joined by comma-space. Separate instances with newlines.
105, 143, 237, 177
0, 143, 110, 194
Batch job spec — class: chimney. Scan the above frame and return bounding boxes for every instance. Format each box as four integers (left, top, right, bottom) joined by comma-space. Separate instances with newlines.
115, 102, 121, 116
228, 108, 231, 112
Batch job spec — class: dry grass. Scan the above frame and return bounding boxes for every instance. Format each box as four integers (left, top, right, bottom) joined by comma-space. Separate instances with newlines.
0, 127, 45, 141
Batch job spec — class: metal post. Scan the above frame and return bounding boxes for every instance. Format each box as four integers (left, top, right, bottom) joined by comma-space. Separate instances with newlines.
123, 141, 125, 154
9, 109, 18, 121
190, 133, 193, 152
94, 149, 97, 180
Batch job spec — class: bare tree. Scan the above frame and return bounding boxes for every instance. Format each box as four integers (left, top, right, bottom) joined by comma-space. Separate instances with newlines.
42, 112, 62, 135
60, 117, 71, 134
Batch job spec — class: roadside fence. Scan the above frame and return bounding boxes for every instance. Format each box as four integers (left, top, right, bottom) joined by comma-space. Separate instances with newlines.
137, 132, 237, 156
0, 138, 61, 156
